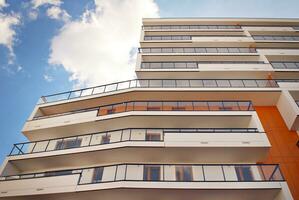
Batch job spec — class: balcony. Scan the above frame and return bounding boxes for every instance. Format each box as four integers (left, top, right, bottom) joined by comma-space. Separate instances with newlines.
4, 127, 270, 173
139, 47, 257, 54
97, 100, 254, 116
0, 164, 292, 200
143, 25, 242, 30
11, 128, 261, 156
144, 35, 192, 40
24, 100, 259, 140
137, 61, 293, 79
143, 35, 248, 43
139, 61, 266, 69
271, 62, 299, 70
37, 79, 283, 105
253, 35, 299, 41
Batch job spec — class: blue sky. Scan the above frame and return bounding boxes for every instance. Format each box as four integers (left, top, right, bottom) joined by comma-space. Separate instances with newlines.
0, 0, 299, 163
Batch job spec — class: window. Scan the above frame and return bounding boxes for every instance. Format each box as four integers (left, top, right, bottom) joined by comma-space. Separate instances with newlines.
217, 48, 228, 53
174, 62, 186, 68
151, 63, 161, 69
176, 166, 193, 181
141, 48, 150, 53
285, 62, 297, 69
186, 62, 197, 68
93, 167, 104, 183
55, 138, 82, 150
143, 165, 160, 181
163, 62, 174, 69
230, 80, 244, 87
173, 48, 184, 53
45, 170, 73, 177
235, 166, 254, 181
206, 48, 217, 53
195, 48, 206, 53
271, 62, 285, 69
172, 106, 186, 111
162, 48, 172, 53
163, 80, 176, 88
141, 62, 150, 69
184, 48, 195, 53
107, 108, 115, 114
147, 102, 162, 111
101, 134, 111, 144
146, 132, 161, 141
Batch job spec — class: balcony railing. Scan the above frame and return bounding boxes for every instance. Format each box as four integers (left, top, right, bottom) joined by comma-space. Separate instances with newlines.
33, 100, 254, 120
9, 128, 259, 156
98, 100, 254, 116
0, 164, 284, 184
140, 61, 265, 69
143, 35, 247, 41
144, 35, 192, 40
38, 79, 288, 104
253, 35, 299, 41
143, 25, 241, 30
139, 47, 257, 53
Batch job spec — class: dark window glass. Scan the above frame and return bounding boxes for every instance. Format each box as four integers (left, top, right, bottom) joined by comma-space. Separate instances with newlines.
143, 165, 160, 181
235, 166, 254, 181
146, 133, 161, 141
176, 166, 193, 181
45, 170, 73, 177
93, 167, 104, 183
55, 138, 82, 150
101, 135, 111, 144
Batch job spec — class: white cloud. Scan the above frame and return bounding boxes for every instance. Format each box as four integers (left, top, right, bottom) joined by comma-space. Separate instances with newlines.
0, 0, 7, 9
0, 12, 20, 63
49, 0, 159, 87
47, 6, 70, 22
28, 10, 38, 20
44, 74, 54, 82
31, 0, 61, 9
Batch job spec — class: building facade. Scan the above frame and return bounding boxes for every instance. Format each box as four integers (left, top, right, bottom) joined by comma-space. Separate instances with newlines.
0, 18, 299, 200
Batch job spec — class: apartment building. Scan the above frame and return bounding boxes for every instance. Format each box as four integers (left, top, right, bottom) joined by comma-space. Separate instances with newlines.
0, 18, 299, 200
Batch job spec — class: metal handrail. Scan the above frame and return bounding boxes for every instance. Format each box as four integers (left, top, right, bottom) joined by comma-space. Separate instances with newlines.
37, 79, 296, 104
142, 25, 242, 30
9, 128, 260, 156
140, 61, 266, 69
138, 47, 257, 53
0, 164, 285, 183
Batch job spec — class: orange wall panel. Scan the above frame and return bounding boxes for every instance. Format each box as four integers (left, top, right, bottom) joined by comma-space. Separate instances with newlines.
255, 106, 299, 200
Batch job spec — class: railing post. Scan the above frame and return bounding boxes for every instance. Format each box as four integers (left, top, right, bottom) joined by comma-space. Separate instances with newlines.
88, 134, 93, 146
202, 165, 205, 181
114, 165, 118, 181
45, 140, 51, 152
268, 165, 279, 181
259, 165, 266, 181
124, 165, 128, 181
129, 129, 132, 141
221, 165, 226, 181
236, 101, 241, 111
67, 92, 72, 100
9, 145, 16, 156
